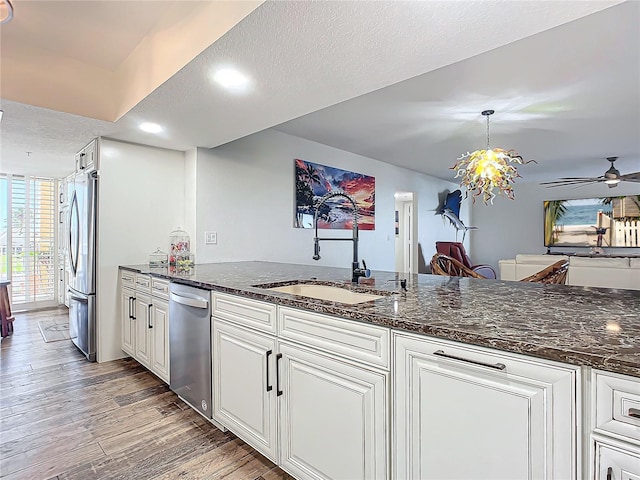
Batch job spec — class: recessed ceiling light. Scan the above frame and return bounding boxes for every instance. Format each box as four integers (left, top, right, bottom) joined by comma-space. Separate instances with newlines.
139, 122, 163, 134
212, 68, 250, 90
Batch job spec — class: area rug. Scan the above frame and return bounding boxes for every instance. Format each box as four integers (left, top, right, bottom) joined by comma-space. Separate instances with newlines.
38, 319, 70, 343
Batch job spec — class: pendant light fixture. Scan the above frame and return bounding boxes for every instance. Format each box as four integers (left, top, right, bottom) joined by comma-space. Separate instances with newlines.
452, 109, 534, 204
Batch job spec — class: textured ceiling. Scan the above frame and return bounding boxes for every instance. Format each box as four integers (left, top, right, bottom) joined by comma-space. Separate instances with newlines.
0, 1, 262, 121
1, 0, 633, 183
275, 0, 640, 183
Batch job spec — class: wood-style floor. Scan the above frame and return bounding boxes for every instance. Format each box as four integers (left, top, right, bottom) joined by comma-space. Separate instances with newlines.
0, 307, 293, 480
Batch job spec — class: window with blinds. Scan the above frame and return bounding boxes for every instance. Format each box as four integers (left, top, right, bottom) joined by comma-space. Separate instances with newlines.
0, 174, 57, 308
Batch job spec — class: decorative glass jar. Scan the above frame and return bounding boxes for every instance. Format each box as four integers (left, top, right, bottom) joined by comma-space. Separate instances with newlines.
169, 227, 191, 265
148, 247, 168, 267
175, 252, 195, 270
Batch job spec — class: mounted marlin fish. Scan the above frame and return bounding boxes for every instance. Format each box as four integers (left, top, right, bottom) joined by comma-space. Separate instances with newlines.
435, 190, 477, 243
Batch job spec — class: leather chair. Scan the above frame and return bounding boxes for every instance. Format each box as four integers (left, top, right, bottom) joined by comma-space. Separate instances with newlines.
435, 241, 497, 279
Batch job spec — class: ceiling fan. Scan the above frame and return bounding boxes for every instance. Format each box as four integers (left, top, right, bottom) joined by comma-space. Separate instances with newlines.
540, 157, 640, 188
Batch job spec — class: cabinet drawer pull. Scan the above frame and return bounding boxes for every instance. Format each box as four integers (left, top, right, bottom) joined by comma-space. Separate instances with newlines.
266, 350, 273, 392
276, 353, 283, 397
607, 466, 612, 480
433, 349, 506, 371
628, 407, 640, 418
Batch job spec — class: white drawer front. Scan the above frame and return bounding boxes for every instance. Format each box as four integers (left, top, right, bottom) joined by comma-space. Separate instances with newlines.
278, 307, 390, 369
120, 270, 136, 288
135, 273, 151, 292
594, 370, 640, 444
212, 292, 277, 334
151, 278, 170, 299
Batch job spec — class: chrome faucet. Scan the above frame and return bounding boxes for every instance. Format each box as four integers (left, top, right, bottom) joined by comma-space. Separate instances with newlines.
312, 191, 370, 284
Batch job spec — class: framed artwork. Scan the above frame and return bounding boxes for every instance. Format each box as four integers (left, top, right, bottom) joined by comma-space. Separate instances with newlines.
294, 159, 375, 230
544, 195, 640, 247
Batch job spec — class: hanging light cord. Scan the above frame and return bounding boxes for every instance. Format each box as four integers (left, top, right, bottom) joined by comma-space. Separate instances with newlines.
486, 114, 490, 150
481, 109, 494, 150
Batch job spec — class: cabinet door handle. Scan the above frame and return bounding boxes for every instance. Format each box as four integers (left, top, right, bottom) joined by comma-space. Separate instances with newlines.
131, 297, 136, 320
433, 349, 506, 371
606, 466, 613, 480
148, 304, 153, 329
276, 353, 283, 396
128, 297, 132, 319
265, 350, 273, 392
128, 296, 134, 319
628, 408, 640, 418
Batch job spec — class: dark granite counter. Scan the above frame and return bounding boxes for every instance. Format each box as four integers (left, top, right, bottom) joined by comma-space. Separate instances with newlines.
121, 261, 640, 378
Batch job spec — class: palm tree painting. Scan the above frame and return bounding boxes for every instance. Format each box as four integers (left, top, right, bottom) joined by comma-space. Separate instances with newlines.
294, 159, 375, 230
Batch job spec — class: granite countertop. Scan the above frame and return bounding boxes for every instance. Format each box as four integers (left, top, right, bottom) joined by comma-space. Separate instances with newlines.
121, 261, 640, 378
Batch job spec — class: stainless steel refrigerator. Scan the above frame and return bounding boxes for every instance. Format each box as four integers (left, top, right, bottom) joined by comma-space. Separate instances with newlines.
68, 169, 98, 361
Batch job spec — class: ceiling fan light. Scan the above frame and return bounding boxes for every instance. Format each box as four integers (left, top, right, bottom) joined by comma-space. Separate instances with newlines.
604, 167, 620, 179
604, 178, 620, 185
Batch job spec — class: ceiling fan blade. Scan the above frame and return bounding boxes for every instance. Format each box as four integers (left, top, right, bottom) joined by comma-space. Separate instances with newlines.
620, 171, 640, 183
540, 178, 601, 186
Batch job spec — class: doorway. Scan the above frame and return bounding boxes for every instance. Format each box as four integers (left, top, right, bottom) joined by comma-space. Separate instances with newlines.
394, 192, 418, 274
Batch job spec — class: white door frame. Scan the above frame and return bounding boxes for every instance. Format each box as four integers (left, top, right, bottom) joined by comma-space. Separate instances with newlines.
394, 192, 418, 275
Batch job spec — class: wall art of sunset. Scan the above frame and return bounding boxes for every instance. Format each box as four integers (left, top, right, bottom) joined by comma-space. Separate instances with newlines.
295, 159, 375, 230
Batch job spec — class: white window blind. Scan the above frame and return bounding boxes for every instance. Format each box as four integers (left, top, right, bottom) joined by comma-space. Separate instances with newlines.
0, 174, 57, 308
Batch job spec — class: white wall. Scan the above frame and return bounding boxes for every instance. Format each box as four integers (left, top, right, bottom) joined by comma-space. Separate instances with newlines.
184, 148, 198, 257
193, 129, 465, 273
97, 138, 185, 362
471, 181, 640, 272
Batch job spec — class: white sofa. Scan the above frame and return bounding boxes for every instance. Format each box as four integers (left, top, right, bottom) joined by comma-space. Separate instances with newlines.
499, 254, 640, 290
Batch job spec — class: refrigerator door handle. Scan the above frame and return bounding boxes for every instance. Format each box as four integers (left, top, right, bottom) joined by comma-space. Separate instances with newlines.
69, 292, 88, 303
69, 192, 80, 276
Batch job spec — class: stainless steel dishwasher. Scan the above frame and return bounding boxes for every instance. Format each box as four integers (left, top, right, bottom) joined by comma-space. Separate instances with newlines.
169, 282, 213, 419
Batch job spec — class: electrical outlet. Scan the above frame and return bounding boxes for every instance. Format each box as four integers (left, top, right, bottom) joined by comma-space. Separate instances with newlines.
205, 231, 217, 245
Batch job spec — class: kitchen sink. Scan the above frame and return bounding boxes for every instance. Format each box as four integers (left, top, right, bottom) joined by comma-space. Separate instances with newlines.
254, 280, 389, 305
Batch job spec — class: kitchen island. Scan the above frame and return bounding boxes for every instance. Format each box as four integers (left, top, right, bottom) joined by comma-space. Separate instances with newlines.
121, 261, 639, 377
119, 261, 640, 480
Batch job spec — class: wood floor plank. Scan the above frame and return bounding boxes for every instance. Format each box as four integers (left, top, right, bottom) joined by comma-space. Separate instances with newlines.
215, 449, 275, 480
259, 467, 297, 480
0, 443, 106, 480
0, 306, 291, 480
153, 437, 254, 480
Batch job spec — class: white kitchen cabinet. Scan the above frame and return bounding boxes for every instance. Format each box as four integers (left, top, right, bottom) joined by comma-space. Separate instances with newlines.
75, 139, 97, 171
211, 292, 390, 480
119, 271, 170, 383
278, 340, 388, 480
213, 318, 277, 461
394, 332, 579, 480
57, 173, 74, 307
595, 440, 640, 480
150, 298, 170, 383
134, 292, 152, 368
120, 286, 135, 356
591, 370, 640, 480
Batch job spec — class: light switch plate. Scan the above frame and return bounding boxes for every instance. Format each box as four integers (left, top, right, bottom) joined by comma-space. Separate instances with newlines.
205, 231, 217, 245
